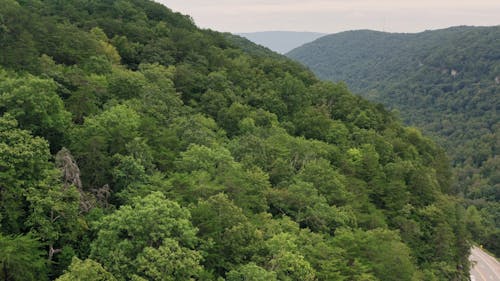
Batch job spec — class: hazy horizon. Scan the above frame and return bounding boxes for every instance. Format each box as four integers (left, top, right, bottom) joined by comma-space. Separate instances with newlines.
237, 26, 498, 35
157, 0, 500, 34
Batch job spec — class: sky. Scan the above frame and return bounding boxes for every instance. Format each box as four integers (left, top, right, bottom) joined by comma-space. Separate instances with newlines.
157, 0, 500, 34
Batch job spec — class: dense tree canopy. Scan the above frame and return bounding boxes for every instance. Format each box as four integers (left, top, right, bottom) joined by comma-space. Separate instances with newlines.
0, 0, 473, 280
288, 26, 500, 255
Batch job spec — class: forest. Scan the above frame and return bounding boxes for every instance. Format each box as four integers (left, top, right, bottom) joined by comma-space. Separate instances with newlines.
288, 27, 500, 255
0, 0, 471, 280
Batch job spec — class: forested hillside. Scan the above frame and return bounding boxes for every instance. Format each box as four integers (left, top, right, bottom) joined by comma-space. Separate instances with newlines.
0, 1, 470, 280
288, 26, 500, 255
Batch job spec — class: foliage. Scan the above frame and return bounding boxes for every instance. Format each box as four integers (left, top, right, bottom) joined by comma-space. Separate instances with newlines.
226, 263, 277, 281
55, 257, 117, 281
288, 26, 499, 254
0, 70, 71, 150
90, 192, 200, 280
0, 115, 52, 233
0, 0, 473, 280
0, 234, 47, 281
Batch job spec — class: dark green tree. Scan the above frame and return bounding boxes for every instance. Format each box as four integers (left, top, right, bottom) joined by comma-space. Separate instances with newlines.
0, 234, 47, 281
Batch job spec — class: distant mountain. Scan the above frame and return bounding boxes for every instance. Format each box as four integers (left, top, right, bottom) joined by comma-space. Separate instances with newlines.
288, 26, 500, 255
238, 31, 326, 54
224, 33, 285, 59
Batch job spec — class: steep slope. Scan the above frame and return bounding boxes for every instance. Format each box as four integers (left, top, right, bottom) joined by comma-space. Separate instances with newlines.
238, 31, 326, 54
288, 26, 500, 254
0, 1, 470, 280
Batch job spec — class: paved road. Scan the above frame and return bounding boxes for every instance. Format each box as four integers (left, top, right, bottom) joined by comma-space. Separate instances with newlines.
470, 247, 500, 281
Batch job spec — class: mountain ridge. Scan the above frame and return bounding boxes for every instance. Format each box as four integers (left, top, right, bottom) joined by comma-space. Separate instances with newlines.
288, 25, 500, 255
238, 31, 326, 54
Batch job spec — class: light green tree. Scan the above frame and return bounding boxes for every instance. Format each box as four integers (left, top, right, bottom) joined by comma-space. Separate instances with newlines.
70, 104, 142, 188
25, 169, 81, 261
56, 257, 117, 281
90, 192, 200, 280
226, 263, 277, 281
333, 228, 416, 281
190, 194, 263, 274
269, 251, 316, 281
0, 71, 71, 148
135, 239, 203, 281
0, 115, 51, 233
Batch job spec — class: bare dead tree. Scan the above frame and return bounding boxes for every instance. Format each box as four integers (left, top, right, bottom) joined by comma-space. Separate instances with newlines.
55, 148, 112, 212
55, 147, 82, 190
91, 184, 111, 209
55, 147, 97, 213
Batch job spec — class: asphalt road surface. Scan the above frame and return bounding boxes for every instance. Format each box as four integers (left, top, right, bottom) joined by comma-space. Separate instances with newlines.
470, 246, 500, 281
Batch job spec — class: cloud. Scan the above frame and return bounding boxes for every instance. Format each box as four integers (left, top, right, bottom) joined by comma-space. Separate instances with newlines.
157, 0, 500, 33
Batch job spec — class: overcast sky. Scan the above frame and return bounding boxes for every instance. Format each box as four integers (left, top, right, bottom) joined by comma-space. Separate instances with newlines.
157, 0, 500, 33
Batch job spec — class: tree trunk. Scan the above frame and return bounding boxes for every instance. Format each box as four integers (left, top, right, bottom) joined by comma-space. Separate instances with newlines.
48, 244, 62, 261
3, 261, 9, 281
